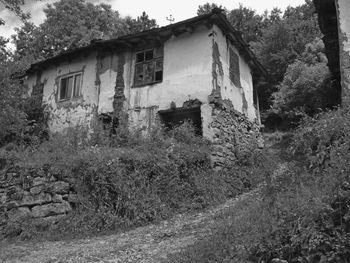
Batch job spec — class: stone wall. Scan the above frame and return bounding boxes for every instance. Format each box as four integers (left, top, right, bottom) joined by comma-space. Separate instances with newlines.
0, 167, 77, 236
209, 100, 262, 169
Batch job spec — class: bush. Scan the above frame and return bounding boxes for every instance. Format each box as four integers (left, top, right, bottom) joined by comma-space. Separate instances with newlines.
1, 122, 258, 239
167, 109, 350, 262
243, 109, 350, 262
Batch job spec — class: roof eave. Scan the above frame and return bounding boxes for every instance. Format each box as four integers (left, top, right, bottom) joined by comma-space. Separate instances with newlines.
26, 10, 268, 79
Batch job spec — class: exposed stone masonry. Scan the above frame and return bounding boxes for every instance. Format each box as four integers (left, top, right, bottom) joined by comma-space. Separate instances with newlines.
209, 99, 261, 168
0, 168, 77, 235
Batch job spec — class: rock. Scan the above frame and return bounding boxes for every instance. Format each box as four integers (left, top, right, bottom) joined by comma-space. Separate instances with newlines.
49, 175, 56, 182
257, 137, 264, 149
8, 207, 31, 221
19, 192, 52, 207
5, 201, 18, 210
33, 177, 46, 186
271, 259, 288, 263
0, 192, 7, 204
67, 193, 79, 204
52, 194, 63, 203
30, 185, 45, 195
31, 201, 71, 218
51, 181, 70, 194
41, 214, 66, 224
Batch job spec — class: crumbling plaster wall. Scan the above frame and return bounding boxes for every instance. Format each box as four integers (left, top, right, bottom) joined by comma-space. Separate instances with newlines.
211, 24, 256, 121
27, 52, 99, 133
26, 23, 258, 140
120, 25, 213, 132
336, 0, 350, 106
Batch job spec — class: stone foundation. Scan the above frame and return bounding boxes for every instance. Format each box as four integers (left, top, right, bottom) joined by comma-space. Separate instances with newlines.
0, 168, 77, 234
209, 100, 262, 168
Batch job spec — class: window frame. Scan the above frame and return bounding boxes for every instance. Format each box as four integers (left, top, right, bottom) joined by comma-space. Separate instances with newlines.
58, 72, 83, 101
134, 47, 163, 87
229, 48, 241, 88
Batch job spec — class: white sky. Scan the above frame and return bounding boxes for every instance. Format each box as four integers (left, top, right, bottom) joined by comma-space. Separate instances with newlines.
0, 0, 306, 40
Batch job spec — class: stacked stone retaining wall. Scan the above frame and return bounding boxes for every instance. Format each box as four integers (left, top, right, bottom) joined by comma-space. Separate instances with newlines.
0, 167, 77, 236
209, 100, 262, 168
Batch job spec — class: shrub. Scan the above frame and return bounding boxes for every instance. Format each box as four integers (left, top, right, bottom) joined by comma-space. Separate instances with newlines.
238, 108, 350, 262
1, 121, 257, 239
167, 109, 350, 262
252, 108, 350, 262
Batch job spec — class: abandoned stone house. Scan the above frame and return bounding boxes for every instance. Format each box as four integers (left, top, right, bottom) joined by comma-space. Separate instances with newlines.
25, 9, 266, 165
314, 0, 350, 106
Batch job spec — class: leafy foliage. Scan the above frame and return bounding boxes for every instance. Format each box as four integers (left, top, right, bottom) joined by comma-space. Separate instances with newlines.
197, 3, 265, 44
169, 108, 350, 262
13, 0, 130, 60
253, 0, 320, 84
263, 38, 339, 129
125, 11, 158, 34
197, 3, 224, 15
0, 0, 30, 25
1, 123, 258, 239
227, 4, 265, 44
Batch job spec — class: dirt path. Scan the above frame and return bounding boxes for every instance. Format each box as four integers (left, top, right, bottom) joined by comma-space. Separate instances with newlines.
0, 189, 261, 263
1, 134, 288, 263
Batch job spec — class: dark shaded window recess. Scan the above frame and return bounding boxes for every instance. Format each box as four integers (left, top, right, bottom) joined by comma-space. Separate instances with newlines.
59, 72, 82, 101
159, 107, 202, 136
229, 48, 241, 88
100, 114, 119, 135
134, 47, 163, 87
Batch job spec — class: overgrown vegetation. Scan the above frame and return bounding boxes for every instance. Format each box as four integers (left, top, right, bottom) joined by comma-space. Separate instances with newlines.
167, 108, 350, 263
1, 1, 348, 260
0, 122, 266, 240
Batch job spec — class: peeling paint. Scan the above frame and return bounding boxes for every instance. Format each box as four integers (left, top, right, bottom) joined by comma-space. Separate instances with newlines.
212, 38, 224, 91
210, 24, 256, 121
241, 89, 248, 115
25, 23, 258, 140
113, 53, 128, 128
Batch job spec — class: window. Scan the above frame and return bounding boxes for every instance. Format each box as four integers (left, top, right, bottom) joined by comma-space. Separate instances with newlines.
229, 48, 241, 88
159, 107, 202, 136
134, 47, 163, 87
59, 73, 82, 100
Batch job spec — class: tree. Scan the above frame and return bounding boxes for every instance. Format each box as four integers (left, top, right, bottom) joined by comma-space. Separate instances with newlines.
271, 38, 338, 123
197, 3, 264, 44
0, 52, 28, 145
0, 0, 30, 25
252, 1, 321, 110
125, 11, 158, 34
227, 4, 264, 44
197, 3, 225, 15
13, 0, 130, 60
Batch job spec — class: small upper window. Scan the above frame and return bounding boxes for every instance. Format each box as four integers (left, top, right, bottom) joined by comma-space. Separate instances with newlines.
229, 48, 241, 88
134, 47, 163, 87
59, 72, 82, 101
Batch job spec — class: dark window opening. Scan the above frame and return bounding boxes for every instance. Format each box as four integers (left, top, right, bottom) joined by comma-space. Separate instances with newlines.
134, 47, 163, 87
159, 107, 202, 136
136, 52, 144, 63
229, 48, 241, 88
59, 72, 82, 101
100, 114, 119, 135
155, 71, 163, 82
145, 50, 154, 60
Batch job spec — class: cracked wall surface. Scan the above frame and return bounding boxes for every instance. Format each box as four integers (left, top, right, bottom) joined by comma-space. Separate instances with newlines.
26, 23, 258, 146
125, 25, 213, 133
336, 0, 350, 106
209, 25, 256, 121
27, 52, 99, 133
